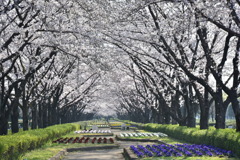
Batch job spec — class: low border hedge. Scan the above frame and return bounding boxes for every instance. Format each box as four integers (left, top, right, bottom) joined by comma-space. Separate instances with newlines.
0, 123, 78, 160
122, 120, 240, 157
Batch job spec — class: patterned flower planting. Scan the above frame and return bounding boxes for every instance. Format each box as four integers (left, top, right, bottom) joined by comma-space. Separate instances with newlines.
120, 132, 168, 137
52, 137, 114, 144
130, 143, 234, 158
109, 123, 130, 127
74, 130, 112, 134
88, 125, 109, 127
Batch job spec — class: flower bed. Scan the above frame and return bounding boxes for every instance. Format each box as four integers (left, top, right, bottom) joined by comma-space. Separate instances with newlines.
121, 121, 240, 157
88, 125, 109, 128
52, 137, 115, 144
109, 123, 130, 127
74, 130, 112, 134
130, 143, 235, 158
120, 132, 167, 138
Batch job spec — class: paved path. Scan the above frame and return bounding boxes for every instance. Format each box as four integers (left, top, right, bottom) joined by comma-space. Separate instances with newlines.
62, 129, 155, 160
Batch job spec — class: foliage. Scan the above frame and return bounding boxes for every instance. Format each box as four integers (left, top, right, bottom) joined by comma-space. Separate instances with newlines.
126, 121, 240, 157
130, 144, 234, 158
0, 123, 78, 160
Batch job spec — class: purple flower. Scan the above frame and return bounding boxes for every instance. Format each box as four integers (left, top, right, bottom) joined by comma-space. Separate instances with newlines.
156, 153, 162, 157
176, 153, 182, 157
165, 152, 171, 157
130, 143, 234, 158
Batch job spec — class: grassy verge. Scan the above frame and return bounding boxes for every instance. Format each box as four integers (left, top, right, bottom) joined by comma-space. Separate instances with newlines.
0, 123, 78, 160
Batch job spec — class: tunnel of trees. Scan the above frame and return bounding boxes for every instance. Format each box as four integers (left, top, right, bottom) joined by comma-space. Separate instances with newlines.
0, 0, 240, 135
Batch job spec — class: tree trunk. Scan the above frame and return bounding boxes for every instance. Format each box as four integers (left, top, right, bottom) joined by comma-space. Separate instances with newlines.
56, 106, 60, 124
38, 104, 43, 128
164, 112, 171, 124
184, 95, 196, 128
42, 103, 48, 128
157, 102, 164, 124
31, 104, 38, 129
22, 106, 29, 131
229, 93, 240, 132
48, 103, 52, 126
31, 89, 37, 129
187, 85, 196, 127
199, 86, 210, 129
199, 106, 209, 129
0, 115, 8, 135
214, 90, 226, 129
186, 100, 196, 128
11, 104, 19, 133
51, 106, 57, 125
171, 119, 178, 124
11, 85, 21, 133
187, 111, 196, 127
179, 118, 187, 126
61, 114, 66, 124
215, 104, 226, 129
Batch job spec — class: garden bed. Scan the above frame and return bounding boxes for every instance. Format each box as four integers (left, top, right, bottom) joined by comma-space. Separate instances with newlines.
126, 143, 236, 159
116, 135, 165, 144
74, 130, 112, 134
74, 130, 113, 136
52, 137, 115, 144
78, 133, 114, 137
88, 125, 109, 128
119, 132, 168, 138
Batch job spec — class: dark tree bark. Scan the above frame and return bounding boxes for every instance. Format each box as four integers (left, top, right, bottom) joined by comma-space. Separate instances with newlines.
31, 104, 38, 129
42, 101, 48, 128
214, 89, 226, 129
229, 38, 240, 132
230, 94, 240, 132
0, 115, 9, 135
11, 85, 21, 133
11, 105, 19, 133
47, 98, 52, 126
22, 106, 29, 131
38, 104, 43, 128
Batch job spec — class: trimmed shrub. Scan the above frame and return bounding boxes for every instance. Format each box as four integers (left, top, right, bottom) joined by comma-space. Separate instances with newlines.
124, 120, 240, 157
0, 123, 78, 160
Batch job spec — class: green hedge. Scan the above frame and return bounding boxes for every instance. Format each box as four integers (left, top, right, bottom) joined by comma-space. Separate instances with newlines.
123, 120, 240, 156
0, 123, 78, 160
